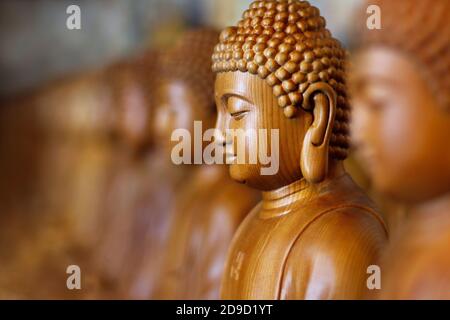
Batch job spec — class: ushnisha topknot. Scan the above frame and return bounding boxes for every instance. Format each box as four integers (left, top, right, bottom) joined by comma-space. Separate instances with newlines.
159, 28, 220, 108
212, 0, 350, 160
355, 0, 450, 111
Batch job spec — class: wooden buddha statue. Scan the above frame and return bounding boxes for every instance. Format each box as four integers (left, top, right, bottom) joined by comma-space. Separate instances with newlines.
212, 0, 388, 300
350, 0, 450, 299
90, 52, 159, 298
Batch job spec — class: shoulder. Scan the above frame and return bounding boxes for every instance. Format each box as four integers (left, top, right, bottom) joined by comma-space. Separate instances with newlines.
308, 205, 387, 245
280, 207, 388, 299
297, 206, 387, 263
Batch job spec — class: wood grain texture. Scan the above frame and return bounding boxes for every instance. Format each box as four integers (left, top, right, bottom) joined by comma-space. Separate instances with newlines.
213, 0, 387, 299
213, 10, 388, 297
219, 171, 387, 299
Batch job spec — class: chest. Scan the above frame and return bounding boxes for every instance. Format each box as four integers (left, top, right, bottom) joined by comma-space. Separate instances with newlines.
221, 205, 319, 299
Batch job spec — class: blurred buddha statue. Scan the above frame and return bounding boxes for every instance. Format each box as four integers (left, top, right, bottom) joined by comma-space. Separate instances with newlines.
344, 155, 407, 238
212, 0, 388, 299
350, 0, 450, 299
0, 91, 49, 298
151, 166, 260, 300
120, 28, 259, 300
110, 53, 156, 154
0, 68, 118, 298
88, 51, 159, 298
0, 50, 157, 298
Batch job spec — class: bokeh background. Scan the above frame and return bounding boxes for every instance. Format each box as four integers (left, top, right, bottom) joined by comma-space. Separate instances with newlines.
0, 0, 361, 96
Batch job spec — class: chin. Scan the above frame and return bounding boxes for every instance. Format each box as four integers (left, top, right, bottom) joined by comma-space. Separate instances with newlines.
229, 165, 247, 184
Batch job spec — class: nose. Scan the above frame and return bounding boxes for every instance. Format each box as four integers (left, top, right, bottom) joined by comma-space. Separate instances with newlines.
214, 128, 227, 147
214, 111, 228, 147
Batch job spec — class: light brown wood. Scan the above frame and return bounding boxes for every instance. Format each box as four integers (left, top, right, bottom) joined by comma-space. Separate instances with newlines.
152, 165, 260, 299
212, 0, 388, 300
350, 0, 450, 299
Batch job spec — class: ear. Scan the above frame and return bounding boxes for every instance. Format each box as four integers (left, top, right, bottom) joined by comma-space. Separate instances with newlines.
300, 83, 337, 183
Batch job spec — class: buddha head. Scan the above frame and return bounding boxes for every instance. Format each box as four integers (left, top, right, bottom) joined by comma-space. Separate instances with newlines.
212, 0, 349, 190
153, 28, 219, 156
350, 0, 450, 203
109, 51, 158, 152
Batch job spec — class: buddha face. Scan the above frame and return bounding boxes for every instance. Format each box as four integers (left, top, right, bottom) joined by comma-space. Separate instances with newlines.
117, 76, 152, 150
350, 47, 450, 203
215, 71, 312, 191
153, 79, 215, 153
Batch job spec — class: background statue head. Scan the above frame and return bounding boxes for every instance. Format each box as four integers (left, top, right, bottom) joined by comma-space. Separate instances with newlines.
153, 28, 219, 153
350, 0, 450, 203
108, 50, 159, 153
213, 0, 349, 190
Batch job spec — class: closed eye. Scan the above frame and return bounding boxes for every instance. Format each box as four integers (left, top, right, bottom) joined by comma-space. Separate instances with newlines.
230, 110, 249, 120
225, 95, 252, 121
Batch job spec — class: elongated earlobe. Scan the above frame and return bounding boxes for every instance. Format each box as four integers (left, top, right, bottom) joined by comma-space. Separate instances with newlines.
300, 83, 337, 183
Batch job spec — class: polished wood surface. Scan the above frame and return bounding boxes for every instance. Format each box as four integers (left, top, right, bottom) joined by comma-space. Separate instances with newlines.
212, 0, 388, 299
221, 172, 386, 299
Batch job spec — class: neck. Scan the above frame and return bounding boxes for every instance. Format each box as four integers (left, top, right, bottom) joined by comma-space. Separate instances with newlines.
260, 162, 346, 219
